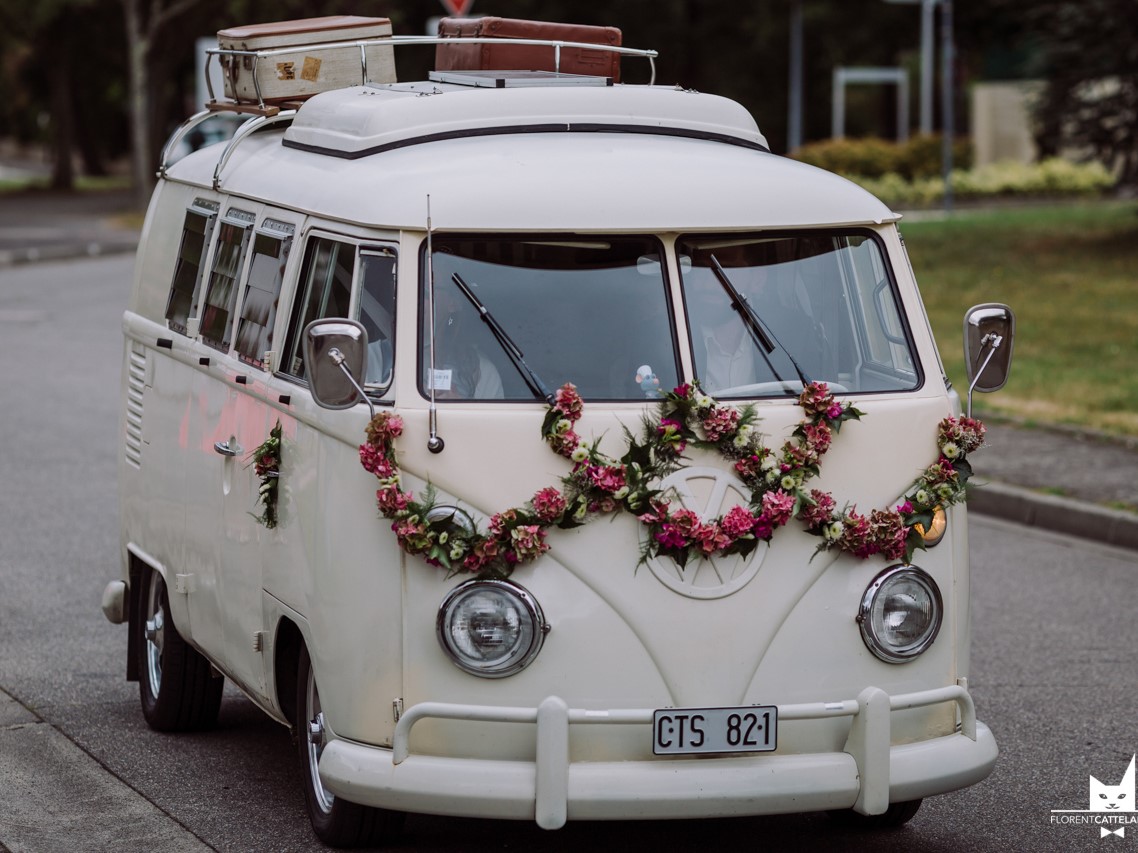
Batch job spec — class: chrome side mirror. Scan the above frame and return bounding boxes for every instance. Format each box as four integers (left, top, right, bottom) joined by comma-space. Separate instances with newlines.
963, 303, 1015, 414
303, 319, 370, 412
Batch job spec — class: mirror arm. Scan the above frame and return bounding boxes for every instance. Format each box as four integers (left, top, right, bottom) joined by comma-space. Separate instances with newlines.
966, 333, 1003, 418
329, 347, 376, 420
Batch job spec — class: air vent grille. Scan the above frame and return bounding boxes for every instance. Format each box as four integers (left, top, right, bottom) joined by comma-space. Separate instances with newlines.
124, 344, 146, 468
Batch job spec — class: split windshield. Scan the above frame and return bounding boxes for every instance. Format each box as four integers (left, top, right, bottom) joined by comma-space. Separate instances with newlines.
420, 236, 679, 400
419, 232, 918, 401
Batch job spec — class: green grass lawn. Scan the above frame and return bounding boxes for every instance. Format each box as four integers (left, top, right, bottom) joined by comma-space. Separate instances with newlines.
901, 201, 1138, 437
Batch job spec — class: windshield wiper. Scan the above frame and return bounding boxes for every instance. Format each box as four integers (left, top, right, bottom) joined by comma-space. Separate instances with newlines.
709, 254, 813, 390
450, 272, 554, 404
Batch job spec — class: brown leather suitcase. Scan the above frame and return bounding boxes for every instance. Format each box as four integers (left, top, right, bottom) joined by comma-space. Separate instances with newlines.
435, 17, 622, 83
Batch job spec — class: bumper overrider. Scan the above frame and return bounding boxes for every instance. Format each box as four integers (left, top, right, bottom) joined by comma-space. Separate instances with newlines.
318, 684, 997, 829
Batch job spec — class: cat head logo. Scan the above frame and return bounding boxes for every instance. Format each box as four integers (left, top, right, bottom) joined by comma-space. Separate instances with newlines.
1091, 755, 1136, 812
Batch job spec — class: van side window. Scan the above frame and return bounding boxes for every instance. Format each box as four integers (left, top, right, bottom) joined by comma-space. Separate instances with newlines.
164, 200, 219, 335
359, 249, 396, 389
235, 220, 295, 368
200, 208, 255, 352
280, 236, 355, 379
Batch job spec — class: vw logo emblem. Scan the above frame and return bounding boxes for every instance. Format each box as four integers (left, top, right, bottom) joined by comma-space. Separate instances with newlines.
645, 466, 768, 599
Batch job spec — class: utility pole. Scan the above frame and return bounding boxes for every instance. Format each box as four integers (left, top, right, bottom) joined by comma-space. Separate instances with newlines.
787, 0, 803, 152
940, 0, 954, 211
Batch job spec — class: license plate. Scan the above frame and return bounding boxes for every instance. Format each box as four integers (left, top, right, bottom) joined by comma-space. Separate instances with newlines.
652, 705, 777, 755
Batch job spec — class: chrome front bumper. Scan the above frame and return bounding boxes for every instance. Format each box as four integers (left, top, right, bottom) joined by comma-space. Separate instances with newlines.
319, 684, 998, 829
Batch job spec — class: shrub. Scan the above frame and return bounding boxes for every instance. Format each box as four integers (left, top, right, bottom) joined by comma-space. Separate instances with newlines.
849, 158, 1114, 206
790, 135, 973, 180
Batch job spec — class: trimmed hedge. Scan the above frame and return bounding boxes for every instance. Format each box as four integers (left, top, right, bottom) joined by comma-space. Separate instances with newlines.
851, 159, 1115, 206
791, 135, 974, 180
789, 136, 1115, 205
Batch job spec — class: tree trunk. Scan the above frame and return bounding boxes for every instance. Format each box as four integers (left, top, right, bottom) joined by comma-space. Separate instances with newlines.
48, 45, 75, 190
123, 0, 153, 209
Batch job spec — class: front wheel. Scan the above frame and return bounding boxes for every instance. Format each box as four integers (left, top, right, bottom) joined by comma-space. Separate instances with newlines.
296, 644, 403, 847
136, 568, 223, 731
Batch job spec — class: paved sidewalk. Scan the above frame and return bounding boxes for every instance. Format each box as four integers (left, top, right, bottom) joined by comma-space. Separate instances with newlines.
1, 185, 1135, 552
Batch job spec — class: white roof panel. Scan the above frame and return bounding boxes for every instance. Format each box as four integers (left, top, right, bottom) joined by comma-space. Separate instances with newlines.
169, 84, 896, 231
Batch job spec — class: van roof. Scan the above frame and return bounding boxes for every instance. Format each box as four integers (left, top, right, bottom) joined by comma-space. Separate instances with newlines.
168, 81, 897, 231
283, 80, 769, 158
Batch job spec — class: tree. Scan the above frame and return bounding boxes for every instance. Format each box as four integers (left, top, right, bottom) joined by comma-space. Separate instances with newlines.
1023, 0, 1138, 186
0, 0, 113, 190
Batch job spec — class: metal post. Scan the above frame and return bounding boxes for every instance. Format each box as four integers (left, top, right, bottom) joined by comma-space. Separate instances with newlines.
832, 68, 846, 139
920, 0, 935, 134
788, 0, 804, 152
941, 0, 954, 211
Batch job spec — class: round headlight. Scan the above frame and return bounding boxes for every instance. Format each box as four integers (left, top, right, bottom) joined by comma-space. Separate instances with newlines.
857, 565, 943, 663
437, 580, 547, 678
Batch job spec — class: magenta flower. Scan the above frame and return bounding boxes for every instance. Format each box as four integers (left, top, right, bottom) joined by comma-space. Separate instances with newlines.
553, 383, 583, 420
588, 464, 627, 494
761, 489, 796, 526
532, 487, 568, 523
721, 505, 758, 538
655, 524, 689, 550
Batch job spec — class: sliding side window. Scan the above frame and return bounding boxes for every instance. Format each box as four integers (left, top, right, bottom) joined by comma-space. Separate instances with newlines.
234, 219, 295, 369
200, 208, 255, 352
164, 199, 218, 335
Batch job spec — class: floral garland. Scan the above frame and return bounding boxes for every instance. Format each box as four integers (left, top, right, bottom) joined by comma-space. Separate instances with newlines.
358, 383, 984, 579
248, 420, 283, 529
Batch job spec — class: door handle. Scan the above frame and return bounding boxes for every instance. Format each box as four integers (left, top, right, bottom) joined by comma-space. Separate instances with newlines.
214, 439, 241, 457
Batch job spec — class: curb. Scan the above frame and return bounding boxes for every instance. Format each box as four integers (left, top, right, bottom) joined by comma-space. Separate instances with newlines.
970, 481, 1138, 552
0, 240, 138, 268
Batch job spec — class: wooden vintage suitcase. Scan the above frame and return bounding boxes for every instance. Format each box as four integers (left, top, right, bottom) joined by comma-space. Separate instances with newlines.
217, 16, 396, 105
435, 17, 623, 83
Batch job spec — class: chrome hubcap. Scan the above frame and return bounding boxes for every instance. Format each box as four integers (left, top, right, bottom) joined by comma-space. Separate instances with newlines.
144, 580, 166, 693
306, 672, 335, 813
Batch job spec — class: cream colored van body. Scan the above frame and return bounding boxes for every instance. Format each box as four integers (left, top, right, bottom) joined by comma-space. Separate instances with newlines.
108, 60, 999, 842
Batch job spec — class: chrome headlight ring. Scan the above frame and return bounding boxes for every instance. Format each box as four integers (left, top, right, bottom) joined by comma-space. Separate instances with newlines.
857, 565, 943, 664
437, 579, 548, 678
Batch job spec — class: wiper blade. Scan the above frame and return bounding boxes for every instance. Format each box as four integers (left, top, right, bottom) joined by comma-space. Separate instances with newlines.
709, 254, 813, 390
450, 272, 554, 404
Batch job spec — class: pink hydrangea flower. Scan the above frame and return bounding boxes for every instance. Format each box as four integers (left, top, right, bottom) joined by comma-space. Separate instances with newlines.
761, 489, 796, 526
720, 505, 758, 538
532, 487, 568, 523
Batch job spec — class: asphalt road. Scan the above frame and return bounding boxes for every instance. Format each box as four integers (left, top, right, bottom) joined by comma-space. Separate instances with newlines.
1, 255, 1136, 852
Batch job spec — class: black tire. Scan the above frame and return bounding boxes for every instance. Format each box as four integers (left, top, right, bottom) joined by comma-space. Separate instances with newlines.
136, 568, 223, 732
827, 798, 922, 829
296, 644, 404, 848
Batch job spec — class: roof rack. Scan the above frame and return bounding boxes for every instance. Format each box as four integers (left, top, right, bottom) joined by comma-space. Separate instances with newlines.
204, 35, 658, 112
157, 109, 296, 187
160, 33, 660, 187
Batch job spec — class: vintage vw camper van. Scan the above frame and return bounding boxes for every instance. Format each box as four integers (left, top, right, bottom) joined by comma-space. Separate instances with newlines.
101, 18, 1014, 847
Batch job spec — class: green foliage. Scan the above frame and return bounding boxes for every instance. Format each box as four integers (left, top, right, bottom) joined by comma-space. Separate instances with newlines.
1022, 0, 1138, 186
904, 202, 1138, 435
791, 135, 973, 180
850, 159, 1114, 206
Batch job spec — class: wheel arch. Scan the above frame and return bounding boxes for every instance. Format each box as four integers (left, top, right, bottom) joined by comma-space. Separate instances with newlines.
273, 616, 304, 728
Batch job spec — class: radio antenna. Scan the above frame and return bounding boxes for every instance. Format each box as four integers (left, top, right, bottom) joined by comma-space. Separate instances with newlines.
426, 195, 444, 453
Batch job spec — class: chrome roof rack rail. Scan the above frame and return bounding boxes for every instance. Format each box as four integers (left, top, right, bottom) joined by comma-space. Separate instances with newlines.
211, 111, 297, 190
160, 34, 658, 184
204, 35, 659, 110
